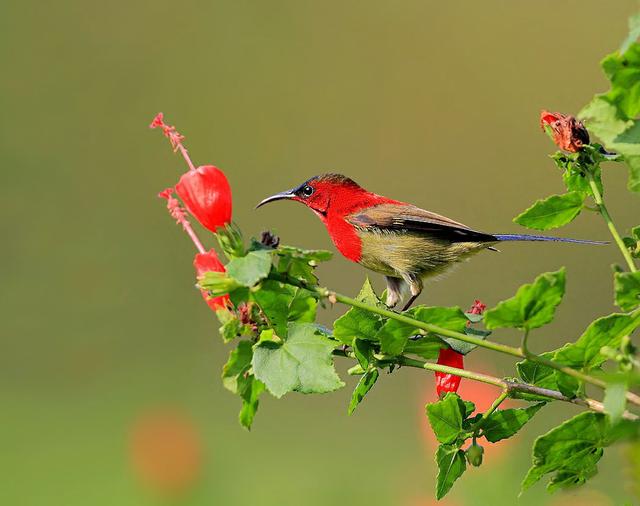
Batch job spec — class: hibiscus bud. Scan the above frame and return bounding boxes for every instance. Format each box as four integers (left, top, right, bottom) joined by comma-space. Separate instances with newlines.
540, 110, 590, 153
193, 250, 231, 310
176, 165, 233, 233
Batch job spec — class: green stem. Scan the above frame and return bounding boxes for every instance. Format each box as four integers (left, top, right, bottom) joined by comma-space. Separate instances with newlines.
470, 390, 509, 434
317, 287, 640, 407
587, 172, 637, 272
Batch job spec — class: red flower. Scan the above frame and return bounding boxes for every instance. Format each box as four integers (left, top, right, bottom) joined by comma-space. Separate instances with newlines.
435, 348, 464, 397
194, 249, 230, 310
176, 165, 232, 233
151, 113, 233, 233
540, 110, 590, 153
434, 299, 487, 397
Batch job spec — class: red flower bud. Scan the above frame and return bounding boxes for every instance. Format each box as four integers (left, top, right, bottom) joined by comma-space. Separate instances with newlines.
540, 110, 590, 153
175, 165, 232, 233
435, 348, 464, 397
151, 113, 233, 233
193, 249, 230, 310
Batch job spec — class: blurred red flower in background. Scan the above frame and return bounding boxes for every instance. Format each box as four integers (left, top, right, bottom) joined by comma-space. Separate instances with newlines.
130, 408, 203, 498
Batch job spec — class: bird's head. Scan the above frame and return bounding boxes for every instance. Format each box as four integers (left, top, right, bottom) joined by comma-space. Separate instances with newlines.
256, 173, 367, 218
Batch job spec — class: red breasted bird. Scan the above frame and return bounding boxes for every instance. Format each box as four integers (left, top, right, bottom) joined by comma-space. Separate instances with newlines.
257, 174, 605, 310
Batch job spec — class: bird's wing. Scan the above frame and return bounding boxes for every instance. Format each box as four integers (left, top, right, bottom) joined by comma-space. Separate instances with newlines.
347, 203, 498, 243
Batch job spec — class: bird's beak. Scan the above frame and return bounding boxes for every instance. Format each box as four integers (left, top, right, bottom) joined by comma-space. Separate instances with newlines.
256, 190, 295, 209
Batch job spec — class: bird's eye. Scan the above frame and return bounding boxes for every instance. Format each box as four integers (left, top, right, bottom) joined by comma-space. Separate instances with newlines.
300, 185, 314, 197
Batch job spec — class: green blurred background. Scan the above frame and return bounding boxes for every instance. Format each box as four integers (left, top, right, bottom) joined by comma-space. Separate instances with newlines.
2, 1, 640, 504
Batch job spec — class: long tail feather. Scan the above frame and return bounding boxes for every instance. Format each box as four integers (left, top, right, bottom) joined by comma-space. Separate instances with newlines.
494, 233, 608, 245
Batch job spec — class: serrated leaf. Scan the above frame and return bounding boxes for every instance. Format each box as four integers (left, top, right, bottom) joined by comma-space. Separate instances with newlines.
226, 250, 272, 286
435, 444, 467, 500
333, 279, 386, 345
253, 280, 317, 337
513, 192, 585, 230
481, 403, 544, 443
521, 412, 608, 493
484, 268, 566, 330
614, 271, 640, 311
425, 392, 467, 444
348, 368, 379, 415
333, 307, 382, 345
252, 323, 344, 398
554, 312, 640, 370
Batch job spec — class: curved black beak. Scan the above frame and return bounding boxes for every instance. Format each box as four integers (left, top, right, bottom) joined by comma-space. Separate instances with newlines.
256, 190, 295, 209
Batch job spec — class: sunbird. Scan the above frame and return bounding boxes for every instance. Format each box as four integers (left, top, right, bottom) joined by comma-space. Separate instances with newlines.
257, 174, 605, 310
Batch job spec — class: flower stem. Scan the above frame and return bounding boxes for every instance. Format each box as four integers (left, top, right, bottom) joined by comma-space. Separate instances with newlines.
587, 172, 637, 272
470, 390, 509, 434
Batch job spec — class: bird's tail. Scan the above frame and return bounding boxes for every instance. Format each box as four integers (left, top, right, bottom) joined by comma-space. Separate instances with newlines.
493, 234, 608, 245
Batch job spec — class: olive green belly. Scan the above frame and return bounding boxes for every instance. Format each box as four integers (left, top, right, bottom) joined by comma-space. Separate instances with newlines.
356, 230, 490, 278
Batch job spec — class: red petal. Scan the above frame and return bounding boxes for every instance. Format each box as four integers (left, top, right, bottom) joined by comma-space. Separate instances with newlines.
194, 250, 229, 310
435, 348, 464, 396
175, 165, 232, 233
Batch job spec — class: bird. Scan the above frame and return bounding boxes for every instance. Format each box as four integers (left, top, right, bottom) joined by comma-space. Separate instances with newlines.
257, 173, 605, 311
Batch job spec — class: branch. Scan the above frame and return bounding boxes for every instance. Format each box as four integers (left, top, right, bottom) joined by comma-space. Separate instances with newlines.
321, 287, 640, 408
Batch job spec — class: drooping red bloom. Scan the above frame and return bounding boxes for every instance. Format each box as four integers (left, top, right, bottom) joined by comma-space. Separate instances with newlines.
151, 112, 233, 233
194, 249, 230, 310
435, 348, 464, 397
540, 110, 590, 153
434, 299, 487, 397
175, 165, 232, 233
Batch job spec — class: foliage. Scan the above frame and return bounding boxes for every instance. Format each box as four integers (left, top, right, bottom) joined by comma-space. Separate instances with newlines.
157, 14, 640, 502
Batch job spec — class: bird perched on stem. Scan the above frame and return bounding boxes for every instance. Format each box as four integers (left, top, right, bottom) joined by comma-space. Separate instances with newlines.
257, 174, 605, 310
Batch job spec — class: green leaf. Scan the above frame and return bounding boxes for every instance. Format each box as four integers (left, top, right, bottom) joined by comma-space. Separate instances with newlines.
521, 412, 608, 493
217, 311, 252, 343
221, 340, 253, 393
603, 381, 627, 425
484, 268, 566, 330
425, 392, 466, 444
252, 323, 345, 398
377, 306, 468, 357
481, 403, 544, 443
554, 312, 640, 370
253, 280, 318, 337
435, 444, 467, 499
516, 352, 557, 391
237, 374, 265, 429
513, 192, 585, 230
352, 338, 372, 369
333, 279, 386, 345
403, 338, 445, 360
614, 271, 640, 311
562, 165, 603, 197
333, 307, 382, 346
348, 368, 379, 415
462, 400, 476, 418
226, 250, 272, 286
